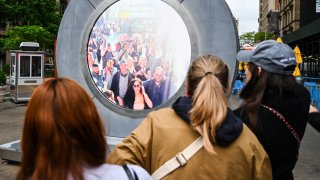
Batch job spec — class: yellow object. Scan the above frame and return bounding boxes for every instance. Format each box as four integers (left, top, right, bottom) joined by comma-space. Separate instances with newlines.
276, 37, 283, 43
294, 45, 303, 64
293, 66, 301, 77
292, 45, 303, 77
238, 62, 243, 71
238, 62, 248, 71
244, 62, 248, 70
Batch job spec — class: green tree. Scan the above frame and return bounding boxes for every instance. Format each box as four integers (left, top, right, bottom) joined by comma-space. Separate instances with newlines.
254, 32, 274, 43
0, 0, 62, 50
239, 31, 255, 46
2, 26, 51, 50
240, 31, 275, 46
0, 70, 6, 85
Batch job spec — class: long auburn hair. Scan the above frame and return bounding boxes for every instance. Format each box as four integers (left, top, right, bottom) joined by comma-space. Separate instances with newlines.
187, 55, 229, 154
239, 62, 296, 130
17, 78, 107, 180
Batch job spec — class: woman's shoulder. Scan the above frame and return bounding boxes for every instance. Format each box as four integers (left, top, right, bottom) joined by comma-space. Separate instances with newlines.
309, 112, 320, 132
288, 83, 310, 109
147, 108, 190, 127
288, 83, 311, 103
234, 124, 267, 152
83, 164, 151, 180
295, 83, 310, 96
230, 123, 255, 146
127, 164, 152, 179
148, 108, 178, 120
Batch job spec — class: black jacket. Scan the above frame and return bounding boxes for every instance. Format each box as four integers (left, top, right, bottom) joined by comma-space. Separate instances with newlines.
110, 71, 134, 99
234, 83, 310, 180
309, 112, 320, 132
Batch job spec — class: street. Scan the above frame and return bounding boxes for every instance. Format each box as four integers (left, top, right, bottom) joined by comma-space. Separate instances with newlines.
0, 100, 24, 180
0, 95, 319, 180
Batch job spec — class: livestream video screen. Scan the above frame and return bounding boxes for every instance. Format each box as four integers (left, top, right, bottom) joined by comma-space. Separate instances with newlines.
87, 0, 191, 110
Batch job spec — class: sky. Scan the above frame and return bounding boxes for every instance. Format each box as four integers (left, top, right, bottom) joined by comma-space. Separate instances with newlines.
225, 0, 259, 35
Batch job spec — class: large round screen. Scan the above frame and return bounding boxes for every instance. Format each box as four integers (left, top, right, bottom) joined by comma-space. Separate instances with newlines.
87, 0, 191, 110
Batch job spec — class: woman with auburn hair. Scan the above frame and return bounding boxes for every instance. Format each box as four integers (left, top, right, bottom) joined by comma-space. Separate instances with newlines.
17, 78, 150, 180
108, 55, 272, 179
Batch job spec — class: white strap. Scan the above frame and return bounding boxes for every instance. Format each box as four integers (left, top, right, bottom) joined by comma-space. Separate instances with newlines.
151, 136, 203, 180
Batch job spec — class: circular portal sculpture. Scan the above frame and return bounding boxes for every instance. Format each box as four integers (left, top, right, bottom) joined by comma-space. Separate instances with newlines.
57, 0, 239, 140
87, 0, 191, 111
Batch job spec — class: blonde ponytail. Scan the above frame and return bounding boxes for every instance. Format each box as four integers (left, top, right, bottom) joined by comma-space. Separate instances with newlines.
187, 55, 229, 154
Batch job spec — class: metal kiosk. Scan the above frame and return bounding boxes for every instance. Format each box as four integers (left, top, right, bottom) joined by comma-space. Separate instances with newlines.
9, 42, 45, 103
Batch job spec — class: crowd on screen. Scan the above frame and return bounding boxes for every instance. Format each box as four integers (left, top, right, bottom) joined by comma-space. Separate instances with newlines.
87, 20, 174, 109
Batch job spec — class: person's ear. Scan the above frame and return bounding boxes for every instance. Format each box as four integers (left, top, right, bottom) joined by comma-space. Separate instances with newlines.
257, 67, 262, 76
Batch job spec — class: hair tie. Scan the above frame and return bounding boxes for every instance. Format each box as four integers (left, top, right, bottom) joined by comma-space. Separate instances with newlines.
204, 72, 213, 76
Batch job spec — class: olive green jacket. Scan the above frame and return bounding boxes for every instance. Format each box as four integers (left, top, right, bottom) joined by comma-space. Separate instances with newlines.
108, 108, 272, 180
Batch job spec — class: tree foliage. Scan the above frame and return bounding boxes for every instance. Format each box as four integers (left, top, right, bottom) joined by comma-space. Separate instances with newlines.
240, 31, 275, 46
239, 31, 255, 46
254, 32, 274, 43
2, 26, 51, 50
0, 0, 62, 50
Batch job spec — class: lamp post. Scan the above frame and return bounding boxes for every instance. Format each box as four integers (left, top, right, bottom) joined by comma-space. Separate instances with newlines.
264, 31, 267, 40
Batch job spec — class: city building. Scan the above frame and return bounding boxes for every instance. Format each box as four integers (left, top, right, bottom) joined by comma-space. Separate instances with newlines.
278, 0, 300, 35
259, 0, 280, 35
280, 0, 320, 77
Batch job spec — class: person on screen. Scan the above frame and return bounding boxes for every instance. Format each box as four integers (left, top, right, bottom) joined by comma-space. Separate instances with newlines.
107, 55, 271, 179
90, 63, 103, 90
88, 39, 98, 63
17, 78, 151, 180
133, 55, 139, 66
126, 56, 136, 76
122, 78, 153, 110
127, 44, 137, 59
160, 59, 172, 80
87, 52, 94, 67
110, 60, 134, 104
118, 42, 129, 61
135, 55, 151, 81
103, 59, 117, 90
143, 67, 168, 107
101, 43, 114, 69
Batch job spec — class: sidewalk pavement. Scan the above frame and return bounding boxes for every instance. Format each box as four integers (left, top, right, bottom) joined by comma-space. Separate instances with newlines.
0, 79, 25, 178
0, 99, 26, 180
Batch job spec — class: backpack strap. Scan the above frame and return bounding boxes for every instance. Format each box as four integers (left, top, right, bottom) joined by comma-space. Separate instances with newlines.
123, 164, 139, 180
261, 104, 301, 147
151, 136, 203, 180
